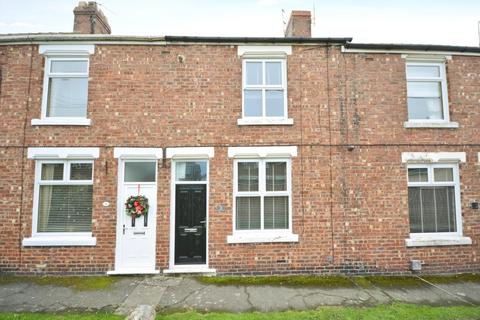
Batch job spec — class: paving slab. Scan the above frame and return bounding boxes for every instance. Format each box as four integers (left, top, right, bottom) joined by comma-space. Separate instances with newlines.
0, 277, 140, 313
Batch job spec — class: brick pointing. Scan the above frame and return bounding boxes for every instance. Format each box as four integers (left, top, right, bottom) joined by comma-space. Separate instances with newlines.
0, 43, 478, 274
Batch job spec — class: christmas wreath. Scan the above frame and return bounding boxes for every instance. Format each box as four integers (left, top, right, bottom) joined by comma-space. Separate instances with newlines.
125, 195, 149, 217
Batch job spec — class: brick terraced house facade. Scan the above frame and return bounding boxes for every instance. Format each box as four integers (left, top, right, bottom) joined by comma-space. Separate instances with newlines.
0, 2, 479, 275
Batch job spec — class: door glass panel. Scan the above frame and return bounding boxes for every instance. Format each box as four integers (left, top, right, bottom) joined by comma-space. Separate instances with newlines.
176, 161, 207, 181
41, 163, 64, 180
124, 162, 156, 182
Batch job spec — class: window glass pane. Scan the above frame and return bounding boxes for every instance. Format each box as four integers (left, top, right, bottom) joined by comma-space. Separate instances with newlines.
244, 90, 262, 117
264, 196, 288, 229
50, 60, 88, 73
176, 161, 207, 181
37, 185, 92, 232
434, 168, 453, 182
124, 162, 156, 182
265, 90, 284, 117
238, 162, 258, 192
47, 77, 88, 117
41, 163, 64, 180
407, 97, 443, 120
408, 187, 422, 233
265, 62, 282, 85
266, 162, 287, 191
70, 163, 92, 180
236, 197, 261, 230
408, 168, 428, 182
420, 187, 436, 232
406, 65, 440, 78
409, 186, 457, 233
245, 62, 262, 85
435, 186, 457, 232
407, 82, 441, 98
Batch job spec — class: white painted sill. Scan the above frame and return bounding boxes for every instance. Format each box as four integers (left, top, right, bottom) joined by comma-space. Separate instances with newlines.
22, 236, 96, 247
163, 267, 216, 274
227, 232, 299, 244
237, 118, 294, 126
31, 118, 91, 126
403, 121, 459, 129
405, 236, 471, 247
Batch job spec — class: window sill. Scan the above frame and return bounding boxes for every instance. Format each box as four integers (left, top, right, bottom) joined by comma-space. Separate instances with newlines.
237, 118, 294, 126
405, 236, 471, 247
31, 118, 91, 126
22, 236, 96, 247
403, 121, 459, 129
227, 232, 298, 244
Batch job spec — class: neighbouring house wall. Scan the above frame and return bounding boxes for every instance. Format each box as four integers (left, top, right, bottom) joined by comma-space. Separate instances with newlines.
0, 43, 478, 274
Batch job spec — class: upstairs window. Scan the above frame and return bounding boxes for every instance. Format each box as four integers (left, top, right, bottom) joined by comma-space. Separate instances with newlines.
405, 61, 450, 122
32, 44, 94, 126
45, 59, 89, 118
243, 59, 287, 119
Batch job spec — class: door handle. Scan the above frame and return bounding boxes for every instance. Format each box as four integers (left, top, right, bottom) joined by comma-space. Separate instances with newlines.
134, 231, 146, 235
123, 224, 125, 235
200, 220, 206, 224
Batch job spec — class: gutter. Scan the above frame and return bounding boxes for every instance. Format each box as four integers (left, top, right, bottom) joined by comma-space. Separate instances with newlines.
0, 33, 352, 46
343, 42, 480, 56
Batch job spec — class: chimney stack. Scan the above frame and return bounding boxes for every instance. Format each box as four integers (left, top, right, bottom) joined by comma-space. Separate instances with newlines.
73, 1, 111, 34
284, 10, 311, 38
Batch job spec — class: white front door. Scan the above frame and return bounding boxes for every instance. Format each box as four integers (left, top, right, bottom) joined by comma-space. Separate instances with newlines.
113, 160, 157, 274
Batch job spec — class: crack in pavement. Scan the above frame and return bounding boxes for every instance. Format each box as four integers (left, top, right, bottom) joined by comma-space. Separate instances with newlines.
243, 286, 254, 311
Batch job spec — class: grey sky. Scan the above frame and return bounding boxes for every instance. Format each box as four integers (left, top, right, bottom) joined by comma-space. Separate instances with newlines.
1, 0, 480, 46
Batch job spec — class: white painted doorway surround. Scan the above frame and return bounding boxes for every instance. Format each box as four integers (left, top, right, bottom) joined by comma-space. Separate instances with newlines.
108, 148, 162, 275
163, 147, 216, 274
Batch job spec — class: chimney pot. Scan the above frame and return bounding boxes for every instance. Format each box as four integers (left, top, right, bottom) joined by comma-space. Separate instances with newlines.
73, 1, 111, 34
285, 10, 311, 38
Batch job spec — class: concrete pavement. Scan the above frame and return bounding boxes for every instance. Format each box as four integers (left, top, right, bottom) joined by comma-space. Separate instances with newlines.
0, 275, 478, 315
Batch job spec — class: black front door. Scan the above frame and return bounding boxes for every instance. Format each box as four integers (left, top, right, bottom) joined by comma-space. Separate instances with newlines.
175, 184, 207, 265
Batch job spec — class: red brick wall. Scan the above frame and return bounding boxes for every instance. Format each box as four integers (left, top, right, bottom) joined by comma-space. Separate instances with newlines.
0, 43, 478, 274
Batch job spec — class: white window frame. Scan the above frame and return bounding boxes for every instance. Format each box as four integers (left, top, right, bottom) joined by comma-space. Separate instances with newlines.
228, 155, 298, 244
32, 45, 94, 126
23, 147, 99, 246
239, 58, 292, 126
405, 163, 471, 247
404, 60, 458, 128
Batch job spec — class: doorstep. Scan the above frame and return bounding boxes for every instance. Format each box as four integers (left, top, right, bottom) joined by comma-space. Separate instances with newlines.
107, 269, 160, 275
163, 265, 216, 275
